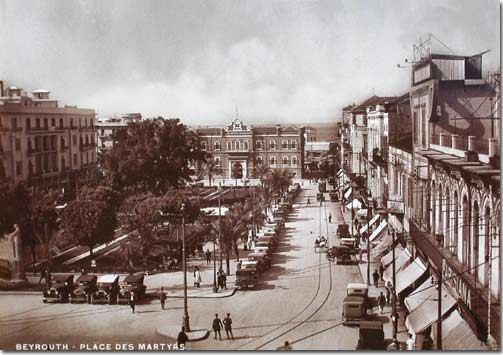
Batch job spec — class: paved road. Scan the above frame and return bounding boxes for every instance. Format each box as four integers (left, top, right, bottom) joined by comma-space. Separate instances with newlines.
0, 183, 362, 351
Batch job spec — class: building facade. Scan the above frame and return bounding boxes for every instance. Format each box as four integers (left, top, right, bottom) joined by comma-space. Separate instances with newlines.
96, 113, 142, 154
409, 52, 500, 345
0, 81, 96, 196
196, 118, 305, 179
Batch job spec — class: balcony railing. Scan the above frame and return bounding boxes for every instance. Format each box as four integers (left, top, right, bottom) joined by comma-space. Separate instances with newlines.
431, 133, 496, 156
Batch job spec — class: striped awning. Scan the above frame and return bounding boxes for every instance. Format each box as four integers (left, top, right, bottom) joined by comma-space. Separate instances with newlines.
359, 214, 380, 234
395, 258, 427, 295
369, 219, 388, 242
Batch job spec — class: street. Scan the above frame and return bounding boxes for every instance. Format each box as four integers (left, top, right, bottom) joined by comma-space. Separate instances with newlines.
0, 183, 362, 351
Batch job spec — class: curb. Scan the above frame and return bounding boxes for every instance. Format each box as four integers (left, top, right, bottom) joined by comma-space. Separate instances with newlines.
0, 291, 41, 295
163, 287, 237, 299
156, 327, 210, 342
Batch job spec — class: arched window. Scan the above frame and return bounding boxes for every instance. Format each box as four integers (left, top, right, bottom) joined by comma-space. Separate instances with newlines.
270, 140, 276, 150
27, 139, 32, 152
51, 118, 55, 127
282, 156, 289, 166
59, 118, 63, 129
43, 118, 48, 130
256, 156, 263, 166
214, 157, 221, 166
453, 191, 459, 256
60, 137, 65, 149
36, 118, 41, 129
244, 141, 248, 150
483, 206, 491, 286
85, 135, 89, 146
437, 184, 443, 237
291, 140, 297, 149
25, 118, 31, 131
214, 141, 221, 150
445, 188, 450, 250
270, 156, 276, 167
472, 201, 480, 282
256, 140, 263, 150
227, 141, 232, 150
462, 195, 470, 269
282, 140, 288, 149
292, 156, 298, 166
201, 141, 207, 150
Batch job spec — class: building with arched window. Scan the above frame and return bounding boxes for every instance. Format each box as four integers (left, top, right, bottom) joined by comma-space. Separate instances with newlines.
196, 118, 305, 179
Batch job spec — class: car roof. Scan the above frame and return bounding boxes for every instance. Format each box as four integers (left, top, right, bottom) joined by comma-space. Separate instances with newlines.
344, 296, 365, 303
347, 283, 368, 290
97, 274, 120, 283
52, 274, 73, 282
77, 274, 97, 282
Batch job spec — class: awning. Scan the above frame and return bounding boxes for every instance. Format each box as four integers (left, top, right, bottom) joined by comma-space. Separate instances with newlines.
404, 279, 435, 312
369, 219, 388, 242
356, 208, 368, 217
372, 233, 394, 257
395, 258, 427, 294
431, 310, 488, 351
405, 282, 457, 334
346, 198, 363, 210
359, 214, 380, 234
344, 187, 352, 199
383, 248, 411, 284
381, 246, 403, 268
337, 169, 344, 177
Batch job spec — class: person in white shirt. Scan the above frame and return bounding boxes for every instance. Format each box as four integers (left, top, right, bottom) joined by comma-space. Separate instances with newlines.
406, 333, 415, 350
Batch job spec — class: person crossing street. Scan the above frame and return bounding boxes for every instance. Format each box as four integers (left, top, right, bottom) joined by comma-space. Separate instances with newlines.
159, 287, 167, 310
223, 313, 234, 340
212, 313, 223, 340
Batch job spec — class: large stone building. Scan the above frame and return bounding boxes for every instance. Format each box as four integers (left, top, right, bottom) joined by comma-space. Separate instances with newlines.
96, 113, 142, 154
196, 118, 305, 179
409, 51, 500, 345
0, 81, 96, 196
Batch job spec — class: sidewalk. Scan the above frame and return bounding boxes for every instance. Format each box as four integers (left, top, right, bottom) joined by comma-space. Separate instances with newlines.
338, 204, 409, 350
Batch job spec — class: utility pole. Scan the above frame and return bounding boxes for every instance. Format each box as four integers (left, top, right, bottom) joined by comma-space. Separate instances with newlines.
181, 204, 190, 332
218, 185, 223, 270
437, 259, 443, 350
366, 207, 371, 286
392, 229, 398, 344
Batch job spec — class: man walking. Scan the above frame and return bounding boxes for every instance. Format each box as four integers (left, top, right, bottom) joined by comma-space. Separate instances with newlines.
379, 263, 385, 281
129, 291, 136, 314
212, 313, 223, 340
328, 213, 332, 223
385, 285, 391, 306
372, 269, 380, 287
223, 313, 234, 340
205, 249, 211, 264
159, 287, 167, 310
377, 291, 386, 314
177, 327, 189, 349
194, 266, 202, 288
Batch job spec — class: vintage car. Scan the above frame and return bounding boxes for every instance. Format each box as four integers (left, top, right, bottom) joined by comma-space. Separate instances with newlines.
258, 235, 278, 249
42, 274, 74, 303
247, 252, 270, 271
326, 246, 352, 264
347, 283, 370, 309
235, 268, 258, 289
91, 274, 120, 305
340, 238, 359, 249
329, 191, 339, 202
69, 274, 97, 304
253, 245, 272, 256
117, 274, 147, 304
241, 260, 261, 275
342, 296, 367, 325
316, 192, 325, 202
355, 321, 385, 350
336, 224, 350, 238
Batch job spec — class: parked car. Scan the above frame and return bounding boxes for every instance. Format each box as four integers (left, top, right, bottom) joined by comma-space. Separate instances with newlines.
326, 245, 352, 264
253, 246, 272, 256
69, 274, 97, 304
247, 252, 270, 271
42, 274, 74, 303
117, 274, 147, 304
336, 223, 350, 238
235, 268, 258, 289
355, 321, 385, 350
342, 296, 367, 325
91, 274, 120, 305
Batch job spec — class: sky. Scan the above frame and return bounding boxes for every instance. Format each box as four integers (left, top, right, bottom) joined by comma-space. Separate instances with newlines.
0, 0, 500, 125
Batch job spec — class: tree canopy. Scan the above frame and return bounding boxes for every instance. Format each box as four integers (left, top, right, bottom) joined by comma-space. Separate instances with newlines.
101, 118, 206, 194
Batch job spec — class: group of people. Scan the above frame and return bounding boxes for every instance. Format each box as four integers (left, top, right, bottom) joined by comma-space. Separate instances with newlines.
314, 235, 327, 248
212, 313, 234, 340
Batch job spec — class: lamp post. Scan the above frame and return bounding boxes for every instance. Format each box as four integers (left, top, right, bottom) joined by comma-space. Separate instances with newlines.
213, 230, 218, 293
181, 203, 190, 332
218, 183, 223, 270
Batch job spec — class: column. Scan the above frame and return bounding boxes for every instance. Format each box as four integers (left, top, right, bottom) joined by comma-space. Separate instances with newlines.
451, 134, 459, 150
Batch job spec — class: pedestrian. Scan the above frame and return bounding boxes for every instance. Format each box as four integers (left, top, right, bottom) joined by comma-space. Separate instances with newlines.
385, 285, 391, 306
307, 197, 311, 206
212, 313, 223, 340
159, 287, 167, 310
372, 269, 380, 287
38, 268, 47, 285
223, 313, 234, 340
90, 258, 97, 272
129, 291, 136, 314
277, 341, 292, 350
377, 291, 386, 314
237, 261, 242, 270
177, 326, 189, 349
406, 333, 415, 350
379, 263, 385, 281
222, 270, 227, 289
328, 213, 332, 223
193, 266, 202, 288
205, 249, 211, 264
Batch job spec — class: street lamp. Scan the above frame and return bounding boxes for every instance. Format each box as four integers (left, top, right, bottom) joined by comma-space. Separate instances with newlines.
212, 229, 218, 293
181, 203, 190, 332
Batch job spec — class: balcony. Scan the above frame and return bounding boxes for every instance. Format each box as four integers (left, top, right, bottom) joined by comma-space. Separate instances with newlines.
431, 133, 496, 156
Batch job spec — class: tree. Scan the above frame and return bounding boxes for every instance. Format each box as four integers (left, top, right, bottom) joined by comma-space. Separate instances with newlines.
101, 118, 206, 194
203, 158, 223, 188
271, 169, 292, 198
61, 186, 118, 261
254, 164, 270, 189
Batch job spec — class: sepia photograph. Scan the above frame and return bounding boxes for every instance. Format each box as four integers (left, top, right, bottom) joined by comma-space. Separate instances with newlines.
0, 0, 501, 351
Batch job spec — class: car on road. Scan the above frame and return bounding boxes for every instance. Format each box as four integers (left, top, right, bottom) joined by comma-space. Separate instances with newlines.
247, 252, 270, 271
91, 274, 120, 305
336, 223, 350, 238
329, 191, 339, 202
326, 245, 352, 264
42, 274, 74, 303
253, 246, 272, 256
342, 296, 367, 325
69, 274, 97, 304
117, 274, 147, 304
235, 268, 258, 289
355, 321, 385, 350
